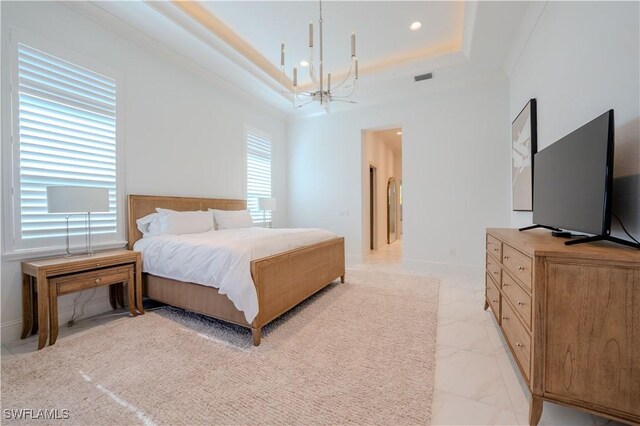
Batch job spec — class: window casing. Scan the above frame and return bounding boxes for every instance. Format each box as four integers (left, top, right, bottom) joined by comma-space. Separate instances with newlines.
4, 31, 124, 256
245, 128, 272, 225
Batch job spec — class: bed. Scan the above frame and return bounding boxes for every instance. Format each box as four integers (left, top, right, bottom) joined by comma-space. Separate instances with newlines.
127, 194, 345, 346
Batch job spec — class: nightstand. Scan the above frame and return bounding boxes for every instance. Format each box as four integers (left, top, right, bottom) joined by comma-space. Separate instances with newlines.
21, 249, 143, 349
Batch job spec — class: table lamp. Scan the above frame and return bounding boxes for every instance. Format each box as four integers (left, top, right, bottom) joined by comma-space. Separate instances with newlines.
46, 186, 110, 256
257, 197, 276, 228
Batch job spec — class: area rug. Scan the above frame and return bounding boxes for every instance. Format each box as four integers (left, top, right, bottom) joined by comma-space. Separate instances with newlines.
1, 270, 439, 425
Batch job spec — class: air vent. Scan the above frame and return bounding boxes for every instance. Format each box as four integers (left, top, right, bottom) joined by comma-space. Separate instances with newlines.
414, 72, 433, 82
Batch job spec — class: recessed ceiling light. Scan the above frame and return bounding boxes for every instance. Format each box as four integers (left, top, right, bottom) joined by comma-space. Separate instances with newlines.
300, 60, 309, 68
410, 21, 422, 31
396, 131, 402, 135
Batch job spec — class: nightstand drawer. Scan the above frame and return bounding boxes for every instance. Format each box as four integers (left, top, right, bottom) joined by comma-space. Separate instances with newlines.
52, 265, 133, 295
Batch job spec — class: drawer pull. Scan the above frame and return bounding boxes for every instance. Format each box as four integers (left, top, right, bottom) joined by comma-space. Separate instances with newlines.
492, 299, 497, 303
493, 271, 499, 275
517, 301, 524, 306
516, 342, 523, 348
503, 282, 509, 287
518, 266, 525, 271
96, 263, 100, 266
502, 316, 508, 320
503, 255, 509, 259
494, 248, 499, 252
95, 278, 101, 284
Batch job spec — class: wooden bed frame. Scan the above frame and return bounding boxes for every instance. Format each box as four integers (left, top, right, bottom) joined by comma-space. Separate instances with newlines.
127, 194, 345, 346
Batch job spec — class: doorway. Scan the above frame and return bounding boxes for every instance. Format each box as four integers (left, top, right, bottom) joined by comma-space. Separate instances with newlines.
362, 127, 403, 254
387, 177, 398, 244
369, 166, 377, 250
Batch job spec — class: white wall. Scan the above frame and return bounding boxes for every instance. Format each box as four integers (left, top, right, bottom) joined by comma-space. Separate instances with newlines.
363, 131, 401, 250
0, 1, 287, 343
288, 78, 511, 272
509, 1, 640, 239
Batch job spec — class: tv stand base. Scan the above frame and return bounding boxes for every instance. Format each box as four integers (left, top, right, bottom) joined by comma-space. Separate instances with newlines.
565, 234, 640, 249
519, 224, 562, 232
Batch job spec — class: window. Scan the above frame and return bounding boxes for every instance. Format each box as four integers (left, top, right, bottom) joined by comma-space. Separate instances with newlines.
5, 35, 122, 255
245, 128, 272, 225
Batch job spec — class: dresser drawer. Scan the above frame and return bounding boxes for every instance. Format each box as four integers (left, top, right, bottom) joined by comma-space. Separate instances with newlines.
52, 265, 133, 295
486, 234, 502, 260
486, 253, 501, 284
501, 302, 531, 382
486, 273, 501, 323
502, 272, 532, 330
502, 244, 532, 290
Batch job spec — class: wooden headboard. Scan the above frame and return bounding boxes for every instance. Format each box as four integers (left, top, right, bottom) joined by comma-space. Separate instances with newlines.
127, 194, 246, 249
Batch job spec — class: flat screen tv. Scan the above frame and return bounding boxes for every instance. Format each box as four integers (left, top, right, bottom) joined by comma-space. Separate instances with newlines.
532, 110, 614, 237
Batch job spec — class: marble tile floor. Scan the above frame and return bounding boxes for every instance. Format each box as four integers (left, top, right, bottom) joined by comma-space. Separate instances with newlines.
1, 240, 626, 425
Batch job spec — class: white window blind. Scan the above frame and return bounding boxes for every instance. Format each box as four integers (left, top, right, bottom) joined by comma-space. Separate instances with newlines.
14, 43, 118, 247
246, 130, 271, 224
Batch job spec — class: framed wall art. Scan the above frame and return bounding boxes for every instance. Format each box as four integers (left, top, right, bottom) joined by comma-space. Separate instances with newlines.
512, 98, 537, 211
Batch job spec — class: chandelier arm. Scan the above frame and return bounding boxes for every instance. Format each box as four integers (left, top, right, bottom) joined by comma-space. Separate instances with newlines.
331, 80, 359, 98
295, 92, 313, 102
308, 47, 320, 89
309, 62, 320, 89
295, 100, 315, 109
330, 58, 356, 92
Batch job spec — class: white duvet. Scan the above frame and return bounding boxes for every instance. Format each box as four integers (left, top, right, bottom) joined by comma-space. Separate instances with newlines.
133, 227, 338, 323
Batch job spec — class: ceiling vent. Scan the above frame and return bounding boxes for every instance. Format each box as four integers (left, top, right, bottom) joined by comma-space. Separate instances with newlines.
414, 72, 433, 82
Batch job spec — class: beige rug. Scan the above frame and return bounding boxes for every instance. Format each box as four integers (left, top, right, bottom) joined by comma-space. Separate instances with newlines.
1, 270, 439, 425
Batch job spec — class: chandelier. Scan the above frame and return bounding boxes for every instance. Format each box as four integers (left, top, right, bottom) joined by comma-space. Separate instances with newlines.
279, 0, 359, 112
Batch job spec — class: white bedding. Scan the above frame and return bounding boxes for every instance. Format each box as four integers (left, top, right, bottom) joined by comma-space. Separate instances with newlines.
133, 227, 339, 323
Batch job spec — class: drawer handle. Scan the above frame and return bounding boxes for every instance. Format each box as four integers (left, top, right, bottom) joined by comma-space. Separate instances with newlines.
96, 263, 100, 266
503, 255, 509, 259
516, 342, 523, 348
492, 299, 497, 303
493, 271, 499, 275
517, 301, 524, 306
503, 282, 509, 287
502, 316, 508, 320
95, 278, 101, 284
494, 248, 499, 252
518, 266, 525, 271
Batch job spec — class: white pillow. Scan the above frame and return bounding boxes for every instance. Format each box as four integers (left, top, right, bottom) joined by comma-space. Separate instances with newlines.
210, 209, 254, 229
136, 213, 161, 238
156, 208, 214, 235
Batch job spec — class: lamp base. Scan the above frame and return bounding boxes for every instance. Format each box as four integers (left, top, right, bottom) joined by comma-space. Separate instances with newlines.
63, 212, 96, 257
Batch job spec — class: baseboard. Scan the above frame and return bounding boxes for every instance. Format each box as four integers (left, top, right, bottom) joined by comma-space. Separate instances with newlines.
1, 295, 113, 345
401, 258, 484, 281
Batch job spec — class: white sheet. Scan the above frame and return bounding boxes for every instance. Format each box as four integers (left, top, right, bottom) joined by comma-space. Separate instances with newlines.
133, 227, 339, 323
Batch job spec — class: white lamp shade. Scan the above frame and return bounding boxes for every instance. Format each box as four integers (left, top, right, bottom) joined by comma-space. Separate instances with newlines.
47, 186, 110, 214
257, 197, 277, 211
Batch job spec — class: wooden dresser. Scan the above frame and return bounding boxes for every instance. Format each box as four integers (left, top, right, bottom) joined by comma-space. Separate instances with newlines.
485, 228, 640, 425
